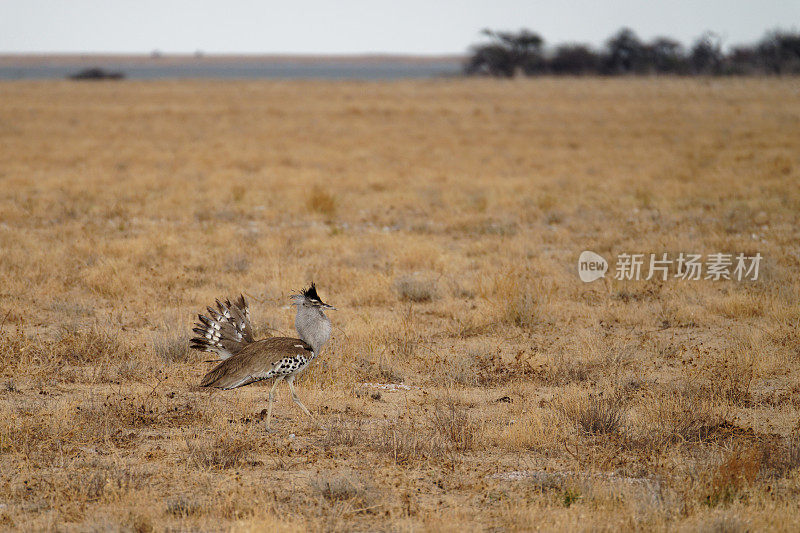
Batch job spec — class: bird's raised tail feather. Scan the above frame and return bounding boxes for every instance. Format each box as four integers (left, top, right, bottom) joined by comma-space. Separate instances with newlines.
189, 294, 255, 360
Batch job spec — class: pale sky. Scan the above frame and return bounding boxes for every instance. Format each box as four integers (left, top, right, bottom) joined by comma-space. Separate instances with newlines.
1, 0, 797, 55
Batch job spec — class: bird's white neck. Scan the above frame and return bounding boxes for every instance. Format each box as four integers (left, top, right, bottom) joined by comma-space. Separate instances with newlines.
295, 305, 331, 355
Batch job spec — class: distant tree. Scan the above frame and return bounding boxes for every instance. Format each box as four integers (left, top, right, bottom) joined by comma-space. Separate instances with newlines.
689, 32, 724, 74
756, 30, 800, 74
465, 43, 515, 77
549, 44, 600, 75
647, 37, 687, 74
464, 25, 800, 78
465, 29, 545, 77
727, 45, 761, 75
603, 28, 648, 74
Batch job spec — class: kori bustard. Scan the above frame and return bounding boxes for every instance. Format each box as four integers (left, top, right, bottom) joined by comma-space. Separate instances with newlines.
190, 283, 335, 431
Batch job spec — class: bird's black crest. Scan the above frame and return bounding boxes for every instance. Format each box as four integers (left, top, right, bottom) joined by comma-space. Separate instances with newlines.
302, 282, 320, 301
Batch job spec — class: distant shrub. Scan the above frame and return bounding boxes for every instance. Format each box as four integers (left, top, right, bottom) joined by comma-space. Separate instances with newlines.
68, 68, 124, 80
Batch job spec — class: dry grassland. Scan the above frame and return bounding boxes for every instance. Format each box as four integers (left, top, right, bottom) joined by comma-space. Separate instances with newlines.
0, 78, 799, 531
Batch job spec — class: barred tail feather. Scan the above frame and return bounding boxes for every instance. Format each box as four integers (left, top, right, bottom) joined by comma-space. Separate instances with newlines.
189, 294, 255, 359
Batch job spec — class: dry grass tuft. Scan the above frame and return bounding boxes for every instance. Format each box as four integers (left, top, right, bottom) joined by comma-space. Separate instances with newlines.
433, 353, 479, 386
558, 391, 625, 436
310, 472, 377, 511
699, 346, 756, 406
698, 514, 748, 533
151, 331, 192, 363
166, 499, 202, 518
491, 270, 540, 328
321, 416, 368, 448
761, 432, 800, 476
643, 389, 727, 443
0, 326, 130, 370
430, 397, 477, 452
307, 185, 337, 216
374, 417, 451, 465
394, 274, 438, 302
488, 408, 563, 452
321, 406, 477, 466
54, 328, 128, 364
186, 433, 254, 470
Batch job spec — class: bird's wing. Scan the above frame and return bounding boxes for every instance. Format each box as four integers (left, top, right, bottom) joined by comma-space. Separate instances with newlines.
190, 294, 256, 359
199, 337, 314, 389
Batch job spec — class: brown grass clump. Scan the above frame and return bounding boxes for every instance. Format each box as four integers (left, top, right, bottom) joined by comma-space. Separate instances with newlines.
374, 418, 439, 465
321, 416, 369, 448
307, 184, 337, 216
488, 408, 564, 452
322, 399, 477, 465
699, 446, 763, 507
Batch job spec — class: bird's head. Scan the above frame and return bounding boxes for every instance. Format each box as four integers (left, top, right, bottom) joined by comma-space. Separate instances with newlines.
290, 282, 336, 310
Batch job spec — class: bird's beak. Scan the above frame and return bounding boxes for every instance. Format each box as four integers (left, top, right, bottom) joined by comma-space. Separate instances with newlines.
320, 302, 336, 310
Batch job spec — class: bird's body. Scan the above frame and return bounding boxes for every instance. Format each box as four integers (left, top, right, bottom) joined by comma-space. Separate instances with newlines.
190, 283, 335, 431
198, 337, 315, 389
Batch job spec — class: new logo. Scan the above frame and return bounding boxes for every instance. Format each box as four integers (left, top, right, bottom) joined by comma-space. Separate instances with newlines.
578, 251, 608, 282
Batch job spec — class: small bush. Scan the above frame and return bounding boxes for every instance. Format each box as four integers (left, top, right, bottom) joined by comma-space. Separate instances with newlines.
394, 274, 438, 303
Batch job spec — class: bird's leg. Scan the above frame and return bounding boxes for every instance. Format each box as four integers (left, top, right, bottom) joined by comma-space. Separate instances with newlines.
265, 376, 284, 432
286, 375, 323, 429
